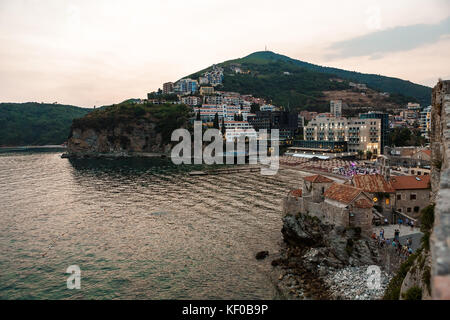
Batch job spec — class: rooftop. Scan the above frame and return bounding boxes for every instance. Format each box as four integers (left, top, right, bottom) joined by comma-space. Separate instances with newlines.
352, 174, 395, 193
303, 174, 334, 183
290, 189, 302, 197
354, 198, 373, 209
390, 175, 431, 190
324, 183, 364, 204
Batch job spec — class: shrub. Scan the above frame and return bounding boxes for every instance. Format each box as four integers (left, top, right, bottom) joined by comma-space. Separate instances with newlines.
402, 286, 422, 300
420, 204, 435, 233
383, 250, 420, 300
423, 266, 431, 294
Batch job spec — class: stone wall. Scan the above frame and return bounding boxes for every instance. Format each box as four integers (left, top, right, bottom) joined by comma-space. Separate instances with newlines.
430, 80, 450, 300
395, 189, 432, 219
283, 195, 372, 235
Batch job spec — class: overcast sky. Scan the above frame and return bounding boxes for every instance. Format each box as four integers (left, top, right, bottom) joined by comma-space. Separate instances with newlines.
0, 0, 449, 107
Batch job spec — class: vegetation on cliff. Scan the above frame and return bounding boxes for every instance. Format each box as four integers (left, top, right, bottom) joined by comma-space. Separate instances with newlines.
0, 103, 92, 146
383, 204, 435, 300
189, 51, 429, 111
70, 102, 192, 144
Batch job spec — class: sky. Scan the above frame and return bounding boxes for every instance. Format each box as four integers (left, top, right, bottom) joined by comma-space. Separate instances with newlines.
0, 0, 449, 107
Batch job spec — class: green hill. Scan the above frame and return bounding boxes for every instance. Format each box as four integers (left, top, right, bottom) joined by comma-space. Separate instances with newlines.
0, 103, 92, 146
190, 51, 432, 111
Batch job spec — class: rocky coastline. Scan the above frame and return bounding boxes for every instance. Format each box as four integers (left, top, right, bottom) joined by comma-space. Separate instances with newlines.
269, 213, 394, 300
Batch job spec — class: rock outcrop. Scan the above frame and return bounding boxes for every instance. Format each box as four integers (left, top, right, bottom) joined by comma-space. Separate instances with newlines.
68, 121, 170, 157
281, 214, 380, 270
273, 213, 381, 299
66, 103, 191, 158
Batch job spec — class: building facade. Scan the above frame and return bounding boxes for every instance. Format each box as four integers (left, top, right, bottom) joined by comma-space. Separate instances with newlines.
162, 82, 174, 94
304, 116, 381, 154
284, 175, 374, 236
330, 100, 342, 117
359, 112, 389, 154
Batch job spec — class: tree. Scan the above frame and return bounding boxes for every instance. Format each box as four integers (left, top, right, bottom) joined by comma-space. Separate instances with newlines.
196, 111, 201, 121
250, 103, 260, 113
357, 150, 364, 160
366, 150, 373, 160
213, 113, 219, 129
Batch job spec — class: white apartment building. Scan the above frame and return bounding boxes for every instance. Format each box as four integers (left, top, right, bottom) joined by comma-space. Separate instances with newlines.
420, 105, 432, 139
304, 116, 381, 154
330, 100, 342, 117
220, 121, 258, 141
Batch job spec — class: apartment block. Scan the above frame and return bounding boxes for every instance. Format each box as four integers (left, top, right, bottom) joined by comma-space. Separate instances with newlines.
304, 116, 381, 154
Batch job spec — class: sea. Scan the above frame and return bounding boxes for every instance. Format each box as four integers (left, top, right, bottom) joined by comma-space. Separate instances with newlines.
0, 148, 307, 299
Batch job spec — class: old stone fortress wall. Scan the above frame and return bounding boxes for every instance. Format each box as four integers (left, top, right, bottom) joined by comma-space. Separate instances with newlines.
430, 80, 450, 300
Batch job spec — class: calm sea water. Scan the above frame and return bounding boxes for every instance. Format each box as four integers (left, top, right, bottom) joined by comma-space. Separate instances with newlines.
0, 150, 306, 299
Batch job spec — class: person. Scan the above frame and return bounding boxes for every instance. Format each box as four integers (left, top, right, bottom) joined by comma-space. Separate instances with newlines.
380, 228, 384, 240
384, 218, 389, 225
371, 232, 376, 240
408, 247, 413, 255
394, 229, 400, 242
410, 220, 414, 230
407, 237, 412, 247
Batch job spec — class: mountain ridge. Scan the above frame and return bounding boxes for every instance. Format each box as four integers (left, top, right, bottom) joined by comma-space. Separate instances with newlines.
189, 51, 431, 109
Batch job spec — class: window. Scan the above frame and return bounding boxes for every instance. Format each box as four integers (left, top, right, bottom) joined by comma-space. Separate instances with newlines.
414, 206, 420, 213
410, 194, 417, 200
321, 187, 325, 194
398, 208, 402, 212
407, 207, 412, 213
397, 194, 401, 200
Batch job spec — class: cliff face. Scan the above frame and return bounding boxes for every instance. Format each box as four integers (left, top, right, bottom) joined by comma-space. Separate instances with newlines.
429, 80, 450, 299
68, 121, 169, 157
273, 213, 383, 299
66, 103, 191, 157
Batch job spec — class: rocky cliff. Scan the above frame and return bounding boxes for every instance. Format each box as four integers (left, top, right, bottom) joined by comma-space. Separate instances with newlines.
272, 213, 388, 299
429, 80, 450, 299
66, 102, 191, 158
388, 80, 450, 300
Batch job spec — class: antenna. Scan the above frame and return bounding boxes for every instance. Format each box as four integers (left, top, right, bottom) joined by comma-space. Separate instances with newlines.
265, 45, 267, 51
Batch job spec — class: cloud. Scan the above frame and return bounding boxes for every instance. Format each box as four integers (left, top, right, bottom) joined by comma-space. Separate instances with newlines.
327, 16, 450, 60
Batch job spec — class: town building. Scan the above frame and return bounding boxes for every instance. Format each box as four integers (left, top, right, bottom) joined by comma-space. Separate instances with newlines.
390, 175, 431, 219
300, 111, 318, 121
407, 102, 421, 111
330, 100, 342, 117
174, 78, 198, 94
181, 96, 202, 106
260, 104, 278, 112
200, 87, 214, 96
284, 175, 374, 236
247, 111, 299, 140
349, 173, 431, 222
304, 115, 381, 154
381, 146, 431, 168
420, 105, 432, 139
359, 111, 389, 154
163, 82, 174, 94
219, 121, 257, 141
349, 174, 395, 215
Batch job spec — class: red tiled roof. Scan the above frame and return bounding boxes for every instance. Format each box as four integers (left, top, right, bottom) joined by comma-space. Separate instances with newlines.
324, 183, 364, 204
352, 174, 395, 193
290, 189, 302, 197
303, 174, 334, 183
354, 198, 373, 208
390, 175, 431, 190
414, 149, 431, 157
